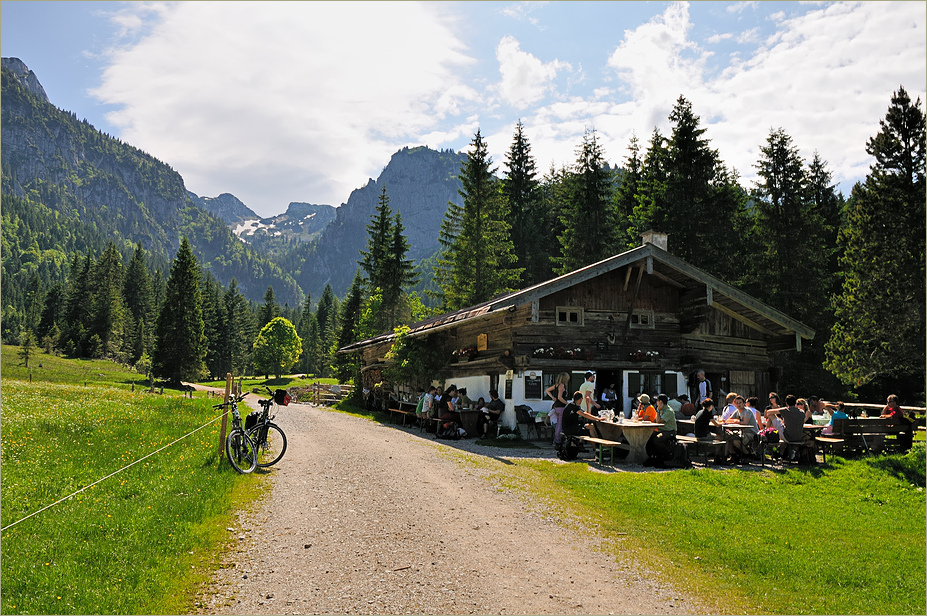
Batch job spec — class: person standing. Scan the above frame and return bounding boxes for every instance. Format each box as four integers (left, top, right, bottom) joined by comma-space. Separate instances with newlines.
696, 370, 713, 405
545, 372, 571, 445
600, 383, 618, 410
579, 371, 600, 415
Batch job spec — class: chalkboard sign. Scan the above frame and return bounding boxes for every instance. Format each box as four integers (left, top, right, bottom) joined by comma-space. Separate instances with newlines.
524, 374, 542, 399
505, 377, 513, 399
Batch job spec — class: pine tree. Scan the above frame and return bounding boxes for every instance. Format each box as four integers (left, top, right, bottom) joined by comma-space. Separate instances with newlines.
62, 252, 93, 356
258, 286, 279, 329
314, 283, 339, 377
613, 133, 643, 251
88, 243, 126, 359
442, 129, 521, 309
432, 200, 463, 309
153, 237, 207, 383
557, 128, 616, 274
123, 243, 154, 363
359, 186, 394, 293
503, 120, 547, 285
221, 278, 253, 377
746, 128, 826, 321
201, 272, 226, 379
826, 86, 926, 389
332, 270, 365, 382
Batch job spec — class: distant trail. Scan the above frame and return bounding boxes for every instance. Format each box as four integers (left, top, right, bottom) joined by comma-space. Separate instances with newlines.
196, 401, 703, 615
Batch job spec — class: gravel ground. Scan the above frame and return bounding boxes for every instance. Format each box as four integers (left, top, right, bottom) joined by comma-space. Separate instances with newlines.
196, 399, 705, 615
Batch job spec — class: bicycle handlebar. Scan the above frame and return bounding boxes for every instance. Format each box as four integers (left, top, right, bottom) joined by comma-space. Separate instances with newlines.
212, 392, 248, 409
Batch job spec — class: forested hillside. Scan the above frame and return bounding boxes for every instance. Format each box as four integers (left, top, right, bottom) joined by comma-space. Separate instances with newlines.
1, 62, 303, 315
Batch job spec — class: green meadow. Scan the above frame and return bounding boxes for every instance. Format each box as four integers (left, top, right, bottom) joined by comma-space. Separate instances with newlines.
1, 349, 266, 615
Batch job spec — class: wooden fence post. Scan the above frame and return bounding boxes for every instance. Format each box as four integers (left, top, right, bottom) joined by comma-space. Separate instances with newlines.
218, 373, 231, 453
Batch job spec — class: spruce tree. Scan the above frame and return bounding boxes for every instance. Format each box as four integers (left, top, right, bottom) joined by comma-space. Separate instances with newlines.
442, 129, 521, 309
503, 120, 547, 285
314, 283, 339, 377
557, 128, 616, 274
88, 243, 126, 359
826, 86, 926, 389
62, 252, 93, 356
153, 237, 207, 383
123, 243, 154, 363
359, 186, 394, 293
613, 133, 643, 251
221, 278, 253, 377
258, 286, 279, 329
332, 270, 365, 382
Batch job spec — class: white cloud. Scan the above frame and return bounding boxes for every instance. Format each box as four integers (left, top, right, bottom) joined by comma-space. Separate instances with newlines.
727, 1, 757, 15
494, 36, 570, 109
707, 32, 734, 44
90, 1, 474, 212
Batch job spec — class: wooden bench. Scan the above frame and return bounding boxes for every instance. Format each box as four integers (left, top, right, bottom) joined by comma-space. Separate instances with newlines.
388, 406, 419, 427
676, 435, 726, 464
819, 418, 913, 458
578, 436, 630, 465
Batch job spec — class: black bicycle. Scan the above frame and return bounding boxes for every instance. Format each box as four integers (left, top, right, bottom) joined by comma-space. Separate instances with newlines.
214, 393, 257, 474
246, 387, 289, 468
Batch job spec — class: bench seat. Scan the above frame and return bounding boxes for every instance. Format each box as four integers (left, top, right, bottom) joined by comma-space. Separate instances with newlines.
578, 436, 630, 464
676, 435, 726, 464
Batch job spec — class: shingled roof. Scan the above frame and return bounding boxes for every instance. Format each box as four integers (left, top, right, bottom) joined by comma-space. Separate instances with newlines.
339, 242, 814, 353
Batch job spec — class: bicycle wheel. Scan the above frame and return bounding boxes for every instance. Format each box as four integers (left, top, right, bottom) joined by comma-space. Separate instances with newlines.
248, 422, 287, 467
225, 429, 257, 473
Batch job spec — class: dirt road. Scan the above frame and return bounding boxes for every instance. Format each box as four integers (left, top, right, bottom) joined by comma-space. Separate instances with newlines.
197, 400, 702, 615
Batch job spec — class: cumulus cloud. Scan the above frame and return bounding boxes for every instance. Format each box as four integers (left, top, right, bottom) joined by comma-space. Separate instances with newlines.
495, 36, 570, 109
91, 2, 474, 211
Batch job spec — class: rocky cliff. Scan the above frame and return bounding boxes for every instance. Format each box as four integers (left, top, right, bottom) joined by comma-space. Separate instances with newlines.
2, 57, 49, 103
301, 145, 466, 298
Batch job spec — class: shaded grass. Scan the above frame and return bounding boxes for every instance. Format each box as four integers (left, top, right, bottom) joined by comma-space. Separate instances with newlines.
1, 380, 266, 615
486, 451, 925, 615
1, 344, 149, 389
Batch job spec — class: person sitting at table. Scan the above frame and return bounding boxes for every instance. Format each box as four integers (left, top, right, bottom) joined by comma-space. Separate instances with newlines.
720, 392, 739, 421
722, 395, 760, 464
764, 392, 783, 426
458, 387, 474, 409
694, 399, 720, 441
667, 393, 683, 420
560, 392, 587, 438
626, 391, 640, 419
437, 385, 459, 432
678, 394, 697, 419
766, 395, 813, 460
415, 386, 432, 421
745, 396, 763, 427
600, 383, 618, 410
636, 394, 657, 422
821, 401, 848, 435
879, 394, 914, 450
477, 389, 505, 438
645, 394, 677, 467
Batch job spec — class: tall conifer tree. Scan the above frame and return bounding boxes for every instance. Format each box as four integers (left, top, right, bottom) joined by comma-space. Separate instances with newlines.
827, 86, 926, 389
503, 120, 546, 285
153, 237, 207, 383
441, 129, 521, 309
557, 129, 616, 274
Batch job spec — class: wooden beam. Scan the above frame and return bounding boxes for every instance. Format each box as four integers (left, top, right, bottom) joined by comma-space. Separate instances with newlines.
531, 300, 539, 322
623, 265, 633, 292
646, 255, 653, 275
648, 268, 686, 289
623, 264, 646, 339
710, 301, 778, 337
706, 285, 713, 306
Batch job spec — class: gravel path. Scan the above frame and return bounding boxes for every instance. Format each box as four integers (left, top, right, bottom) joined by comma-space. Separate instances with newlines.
196, 400, 703, 615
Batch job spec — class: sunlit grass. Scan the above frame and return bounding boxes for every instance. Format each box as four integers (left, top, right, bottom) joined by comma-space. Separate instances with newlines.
485, 447, 926, 615
0, 379, 266, 615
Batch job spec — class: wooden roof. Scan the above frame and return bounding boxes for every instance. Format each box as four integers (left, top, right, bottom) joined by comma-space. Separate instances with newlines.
339, 243, 815, 353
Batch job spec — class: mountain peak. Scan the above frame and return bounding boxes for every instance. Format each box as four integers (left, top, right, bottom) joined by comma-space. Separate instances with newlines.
1, 57, 50, 103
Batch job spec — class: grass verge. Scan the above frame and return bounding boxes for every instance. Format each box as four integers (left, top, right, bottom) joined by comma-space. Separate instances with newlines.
0, 379, 267, 615
480, 447, 926, 615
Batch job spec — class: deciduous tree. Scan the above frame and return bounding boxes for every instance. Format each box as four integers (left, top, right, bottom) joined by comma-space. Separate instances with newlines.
252, 317, 303, 379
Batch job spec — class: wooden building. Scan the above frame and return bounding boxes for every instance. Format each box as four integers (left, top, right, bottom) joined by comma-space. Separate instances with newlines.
340, 232, 814, 426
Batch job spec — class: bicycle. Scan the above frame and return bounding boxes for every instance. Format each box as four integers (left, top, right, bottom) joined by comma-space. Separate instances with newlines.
246, 387, 289, 468
214, 393, 257, 474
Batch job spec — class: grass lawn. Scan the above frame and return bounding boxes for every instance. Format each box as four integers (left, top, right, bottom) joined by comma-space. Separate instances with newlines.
0, 375, 266, 614
486, 448, 926, 615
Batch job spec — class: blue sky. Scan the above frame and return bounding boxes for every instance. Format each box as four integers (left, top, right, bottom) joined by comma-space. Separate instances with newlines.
2, 1, 925, 217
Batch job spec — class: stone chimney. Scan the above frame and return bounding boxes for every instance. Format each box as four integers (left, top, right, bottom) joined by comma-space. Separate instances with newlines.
641, 230, 668, 251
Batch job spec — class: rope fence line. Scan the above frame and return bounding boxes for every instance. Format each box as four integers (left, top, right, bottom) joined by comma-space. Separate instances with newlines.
1, 411, 228, 533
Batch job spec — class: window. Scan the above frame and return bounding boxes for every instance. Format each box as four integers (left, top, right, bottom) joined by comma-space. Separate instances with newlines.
556, 306, 584, 326
629, 310, 654, 329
